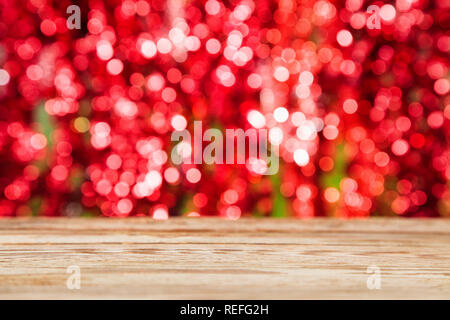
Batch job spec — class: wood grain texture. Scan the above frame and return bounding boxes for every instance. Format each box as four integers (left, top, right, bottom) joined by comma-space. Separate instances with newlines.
0, 218, 449, 299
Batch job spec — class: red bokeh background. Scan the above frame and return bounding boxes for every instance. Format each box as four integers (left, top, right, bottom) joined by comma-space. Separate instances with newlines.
0, 0, 448, 218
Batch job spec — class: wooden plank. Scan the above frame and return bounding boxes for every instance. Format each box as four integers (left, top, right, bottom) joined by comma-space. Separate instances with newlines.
0, 218, 449, 299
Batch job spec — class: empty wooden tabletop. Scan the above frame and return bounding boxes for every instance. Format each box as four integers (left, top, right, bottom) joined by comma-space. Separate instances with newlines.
0, 218, 449, 299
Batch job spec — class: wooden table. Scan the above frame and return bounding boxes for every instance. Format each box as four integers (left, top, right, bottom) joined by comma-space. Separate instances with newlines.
0, 218, 449, 299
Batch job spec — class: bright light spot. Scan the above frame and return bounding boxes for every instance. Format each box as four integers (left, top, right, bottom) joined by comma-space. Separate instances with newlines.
147, 73, 165, 91
392, 196, 410, 215
74, 117, 90, 133
269, 127, 283, 145
293, 149, 310, 167
427, 111, 444, 129
114, 182, 130, 197
247, 110, 266, 128
169, 27, 186, 45
233, 5, 251, 21
176, 141, 192, 158
247, 157, 268, 175
164, 167, 180, 184
340, 60, 355, 75
0, 69, 11, 86
215, 65, 235, 87
153, 206, 169, 220
341, 178, 358, 192
247, 73, 262, 89
137, 138, 162, 159
374, 151, 390, 167
162, 87, 177, 103
184, 36, 201, 51
225, 205, 241, 220
274, 66, 290, 82
140, 40, 157, 58
152, 150, 168, 165
337, 30, 353, 47
296, 185, 312, 201
291, 112, 306, 126
273, 107, 289, 123
223, 189, 239, 204
145, 170, 163, 189
324, 112, 340, 126
232, 47, 252, 66
114, 98, 138, 118
136, 0, 150, 16
296, 121, 317, 140
106, 59, 123, 75
51, 165, 68, 181
298, 71, 314, 86
350, 12, 366, 29
224, 45, 237, 61
391, 139, 409, 156
30, 133, 47, 150
343, 99, 358, 114
205, 0, 221, 15
380, 4, 396, 22
323, 125, 339, 140
395, 116, 411, 132
96, 40, 114, 60
96, 179, 112, 195
295, 85, 310, 99
117, 199, 133, 214
157, 38, 173, 54
324, 187, 340, 203
434, 78, 449, 95
106, 154, 122, 170
26, 65, 44, 81
186, 168, 201, 183
206, 38, 221, 54
227, 30, 243, 48
171, 114, 187, 131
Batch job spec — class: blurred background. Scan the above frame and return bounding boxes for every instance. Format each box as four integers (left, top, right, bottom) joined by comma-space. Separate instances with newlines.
0, 0, 448, 218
